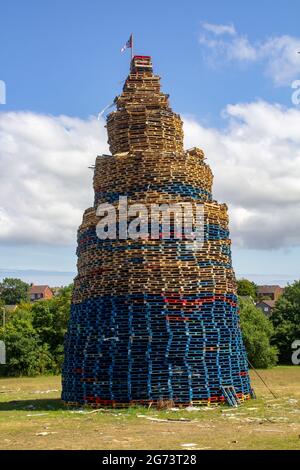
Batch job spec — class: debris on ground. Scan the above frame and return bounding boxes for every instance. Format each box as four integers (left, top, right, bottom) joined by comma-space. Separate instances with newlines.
137, 415, 193, 423
137, 415, 170, 423
167, 418, 192, 422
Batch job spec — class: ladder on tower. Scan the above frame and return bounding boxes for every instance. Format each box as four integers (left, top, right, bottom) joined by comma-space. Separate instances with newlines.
221, 386, 240, 407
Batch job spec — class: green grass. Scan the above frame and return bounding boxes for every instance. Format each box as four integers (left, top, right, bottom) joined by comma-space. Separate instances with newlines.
0, 367, 299, 450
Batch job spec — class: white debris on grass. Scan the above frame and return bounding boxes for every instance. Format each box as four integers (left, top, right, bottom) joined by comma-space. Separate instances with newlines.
185, 406, 203, 412
68, 410, 87, 414
253, 428, 286, 433
196, 424, 216, 429
69, 409, 118, 414
168, 406, 205, 412
137, 414, 194, 423
244, 417, 269, 423
137, 415, 170, 422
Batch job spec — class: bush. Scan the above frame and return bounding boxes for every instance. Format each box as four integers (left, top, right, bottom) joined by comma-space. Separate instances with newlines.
271, 281, 300, 364
0, 314, 54, 376
239, 297, 278, 368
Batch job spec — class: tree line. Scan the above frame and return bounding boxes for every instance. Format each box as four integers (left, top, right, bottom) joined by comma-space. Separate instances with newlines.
0, 280, 71, 376
0, 277, 299, 376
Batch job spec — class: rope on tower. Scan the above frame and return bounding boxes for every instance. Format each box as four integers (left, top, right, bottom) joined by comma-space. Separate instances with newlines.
247, 359, 277, 399
97, 102, 115, 120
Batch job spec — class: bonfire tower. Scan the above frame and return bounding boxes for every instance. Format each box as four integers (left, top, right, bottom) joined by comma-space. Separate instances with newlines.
62, 56, 252, 406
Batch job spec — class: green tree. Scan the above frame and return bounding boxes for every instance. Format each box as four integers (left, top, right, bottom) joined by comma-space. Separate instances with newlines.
31, 285, 72, 372
271, 280, 300, 364
0, 313, 53, 376
237, 279, 257, 299
239, 297, 278, 368
0, 285, 72, 376
0, 278, 29, 305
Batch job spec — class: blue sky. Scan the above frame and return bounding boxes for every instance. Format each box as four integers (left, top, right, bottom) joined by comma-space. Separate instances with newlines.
1, 0, 299, 120
0, 0, 300, 286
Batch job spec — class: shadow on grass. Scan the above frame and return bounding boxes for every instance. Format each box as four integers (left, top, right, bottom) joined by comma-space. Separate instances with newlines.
0, 398, 66, 411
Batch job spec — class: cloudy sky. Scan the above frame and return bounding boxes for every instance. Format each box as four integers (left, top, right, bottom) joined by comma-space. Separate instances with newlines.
0, 0, 300, 286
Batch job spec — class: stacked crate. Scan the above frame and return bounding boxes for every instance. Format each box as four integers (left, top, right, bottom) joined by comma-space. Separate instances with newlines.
62, 56, 252, 406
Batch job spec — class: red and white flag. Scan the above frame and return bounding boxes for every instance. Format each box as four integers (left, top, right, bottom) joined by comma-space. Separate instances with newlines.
121, 34, 133, 53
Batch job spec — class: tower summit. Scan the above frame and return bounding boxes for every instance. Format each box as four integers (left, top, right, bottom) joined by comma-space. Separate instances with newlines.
107, 56, 184, 154
62, 56, 252, 406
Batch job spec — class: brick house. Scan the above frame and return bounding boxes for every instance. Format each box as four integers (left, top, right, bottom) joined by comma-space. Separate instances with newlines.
29, 284, 54, 302
257, 285, 284, 301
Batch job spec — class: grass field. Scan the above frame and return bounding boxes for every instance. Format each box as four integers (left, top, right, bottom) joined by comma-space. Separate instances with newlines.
0, 366, 299, 450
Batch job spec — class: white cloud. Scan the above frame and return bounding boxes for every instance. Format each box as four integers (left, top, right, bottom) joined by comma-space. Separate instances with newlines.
199, 34, 257, 63
227, 37, 258, 61
261, 35, 300, 86
0, 112, 108, 245
199, 23, 300, 85
183, 101, 300, 249
1, 104, 300, 250
202, 22, 236, 36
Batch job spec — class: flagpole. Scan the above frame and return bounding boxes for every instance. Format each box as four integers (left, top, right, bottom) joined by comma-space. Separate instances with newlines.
131, 33, 134, 61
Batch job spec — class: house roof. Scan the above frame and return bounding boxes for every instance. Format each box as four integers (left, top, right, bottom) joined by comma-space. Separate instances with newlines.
29, 285, 51, 295
257, 300, 276, 308
257, 285, 283, 294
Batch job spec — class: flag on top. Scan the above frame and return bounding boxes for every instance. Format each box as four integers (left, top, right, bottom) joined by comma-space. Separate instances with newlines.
121, 34, 133, 53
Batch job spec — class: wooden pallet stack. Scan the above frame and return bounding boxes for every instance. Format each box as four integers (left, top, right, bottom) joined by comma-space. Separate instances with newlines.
107, 56, 183, 155
62, 56, 252, 406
